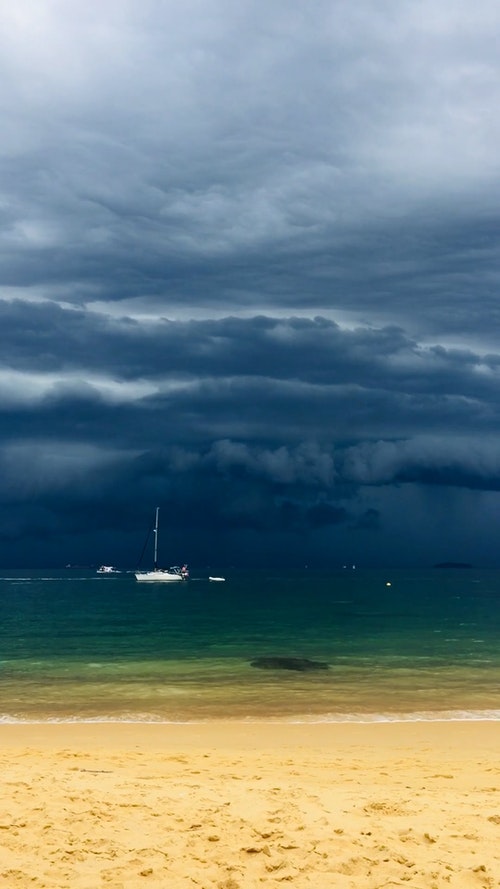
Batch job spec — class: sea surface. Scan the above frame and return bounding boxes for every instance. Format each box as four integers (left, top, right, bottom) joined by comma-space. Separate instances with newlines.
0, 567, 499, 723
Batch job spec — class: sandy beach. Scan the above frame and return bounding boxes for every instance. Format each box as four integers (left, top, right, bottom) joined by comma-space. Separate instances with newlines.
0, 721, 498, 888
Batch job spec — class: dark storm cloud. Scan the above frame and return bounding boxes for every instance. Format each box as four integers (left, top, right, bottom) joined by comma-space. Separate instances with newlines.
3, 300, 500, 412
342, 437, 500, 490
1, 1, 499, 329
3, 301, 500, 491
1, 0, 500, 565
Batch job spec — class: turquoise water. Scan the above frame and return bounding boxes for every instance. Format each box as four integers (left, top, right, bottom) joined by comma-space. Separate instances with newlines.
0, 568, 499, 722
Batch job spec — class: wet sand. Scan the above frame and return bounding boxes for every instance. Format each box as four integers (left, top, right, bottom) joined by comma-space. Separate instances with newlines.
0, 721, 499, 888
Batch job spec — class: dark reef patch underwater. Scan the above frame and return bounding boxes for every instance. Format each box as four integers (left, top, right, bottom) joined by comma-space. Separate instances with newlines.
250, 656, 330, 671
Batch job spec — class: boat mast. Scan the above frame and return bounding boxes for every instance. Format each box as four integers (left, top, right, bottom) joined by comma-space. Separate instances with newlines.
153, 506, 159, 570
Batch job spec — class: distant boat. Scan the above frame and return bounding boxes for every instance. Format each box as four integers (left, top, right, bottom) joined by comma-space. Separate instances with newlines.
135, 507, 189, 583
97, 565, 121, 574
209, 576, 225, 582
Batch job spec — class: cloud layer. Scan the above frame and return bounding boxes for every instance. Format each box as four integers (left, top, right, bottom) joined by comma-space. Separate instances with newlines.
1, 0, 499, 566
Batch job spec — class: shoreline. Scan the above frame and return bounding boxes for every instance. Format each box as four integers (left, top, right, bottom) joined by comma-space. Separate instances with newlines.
1, 707, 500, 725
1, 721, 498, 887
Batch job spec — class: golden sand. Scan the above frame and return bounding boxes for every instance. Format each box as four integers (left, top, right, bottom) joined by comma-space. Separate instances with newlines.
0, 721, 499, 888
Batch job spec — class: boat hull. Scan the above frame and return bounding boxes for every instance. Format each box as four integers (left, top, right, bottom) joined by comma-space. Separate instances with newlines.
135, 570, 184, 582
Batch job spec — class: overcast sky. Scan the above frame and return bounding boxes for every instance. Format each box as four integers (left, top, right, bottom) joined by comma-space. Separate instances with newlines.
1, 0, 500, 568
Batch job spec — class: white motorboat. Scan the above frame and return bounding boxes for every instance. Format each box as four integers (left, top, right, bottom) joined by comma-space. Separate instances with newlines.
97, 565, 120, 574
135, 507, 189, 583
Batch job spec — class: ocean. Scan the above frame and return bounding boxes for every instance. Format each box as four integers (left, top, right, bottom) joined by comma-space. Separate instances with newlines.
0, 567, 499, 723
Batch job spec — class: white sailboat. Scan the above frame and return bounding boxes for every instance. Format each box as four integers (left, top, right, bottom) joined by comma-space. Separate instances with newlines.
135, 507, 189, 583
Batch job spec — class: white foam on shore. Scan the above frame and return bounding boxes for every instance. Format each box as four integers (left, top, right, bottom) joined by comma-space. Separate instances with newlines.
1, 710, 499, 725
